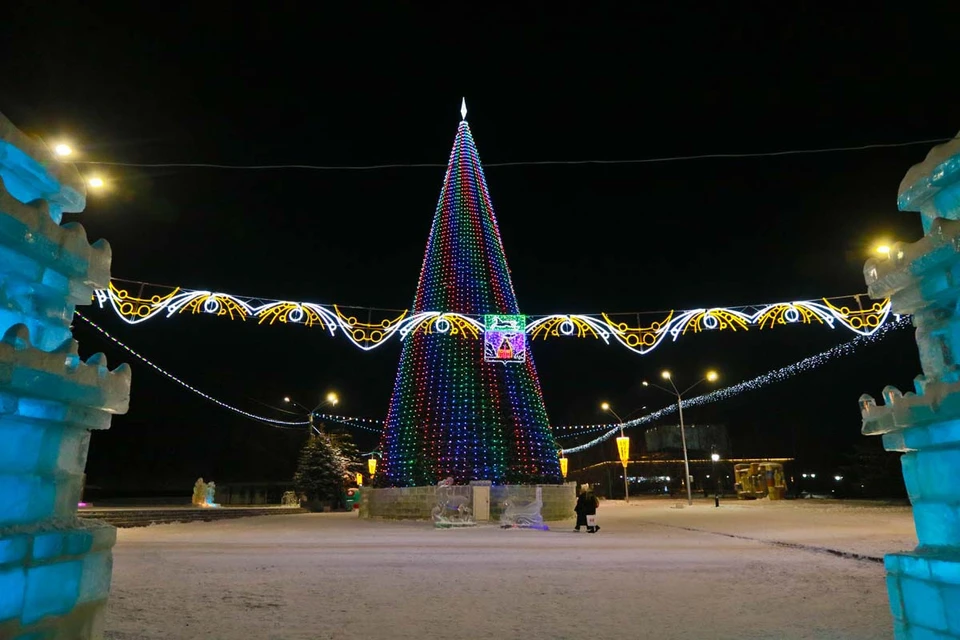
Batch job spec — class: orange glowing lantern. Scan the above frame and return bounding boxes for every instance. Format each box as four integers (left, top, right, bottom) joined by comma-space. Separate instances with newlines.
616, 436, 630, 468
559, 455, 568, 479
356, 472, 363, 487
368, 457, 377, 477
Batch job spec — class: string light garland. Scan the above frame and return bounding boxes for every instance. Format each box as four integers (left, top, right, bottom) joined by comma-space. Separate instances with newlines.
558, 315, 911, 454
94, 280, 893, 355
379, 117, 562, 486
73, 311, 381, 433
75, 309, 911, 447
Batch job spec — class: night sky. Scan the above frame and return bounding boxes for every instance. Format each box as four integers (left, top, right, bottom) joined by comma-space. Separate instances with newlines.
4, 3, 959, 492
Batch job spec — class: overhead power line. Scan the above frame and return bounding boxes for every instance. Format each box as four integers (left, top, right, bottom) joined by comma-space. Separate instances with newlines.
75, 135, 958, 172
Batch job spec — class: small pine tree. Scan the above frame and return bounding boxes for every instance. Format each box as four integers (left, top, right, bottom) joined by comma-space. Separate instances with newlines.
293, 433, 344, 510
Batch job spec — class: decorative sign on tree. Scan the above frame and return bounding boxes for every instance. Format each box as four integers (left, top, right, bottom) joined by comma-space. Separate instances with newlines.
484, 314, 527, 362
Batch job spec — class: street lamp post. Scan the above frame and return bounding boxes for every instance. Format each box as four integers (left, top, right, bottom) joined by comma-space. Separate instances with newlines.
711, 451, 721, 507
601, 402, 630, 503
284, 391, 339, 435
643, 370, 719, 506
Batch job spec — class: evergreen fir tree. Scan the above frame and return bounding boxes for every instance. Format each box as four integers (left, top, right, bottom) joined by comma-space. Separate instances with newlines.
293, 432, 344, 510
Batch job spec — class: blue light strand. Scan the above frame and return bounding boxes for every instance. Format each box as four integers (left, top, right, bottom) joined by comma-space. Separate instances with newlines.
560, 315, 911, 454
75, 311, 377, 432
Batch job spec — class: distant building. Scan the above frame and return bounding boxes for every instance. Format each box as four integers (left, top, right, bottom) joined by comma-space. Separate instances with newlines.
644, 424, 730, 456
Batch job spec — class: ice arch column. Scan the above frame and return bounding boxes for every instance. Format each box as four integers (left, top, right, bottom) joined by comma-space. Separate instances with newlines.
0, 112, 130, 639
861, 132, 960, 639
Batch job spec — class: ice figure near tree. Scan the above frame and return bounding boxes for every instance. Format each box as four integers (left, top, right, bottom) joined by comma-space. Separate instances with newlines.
860, 130, 960, 639
0, 111, 131, 638
204, 481, 218, 507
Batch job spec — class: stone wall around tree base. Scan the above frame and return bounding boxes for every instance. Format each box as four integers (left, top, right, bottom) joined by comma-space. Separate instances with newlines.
359, 484, 576, 522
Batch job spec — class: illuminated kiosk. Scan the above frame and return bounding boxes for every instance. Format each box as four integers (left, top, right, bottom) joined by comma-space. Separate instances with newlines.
860, 132, 960, 638
0, 113, 130, 638
362, 102, 572, 520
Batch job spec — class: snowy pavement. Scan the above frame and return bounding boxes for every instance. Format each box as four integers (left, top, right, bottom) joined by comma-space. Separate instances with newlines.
103, 498, 917, 640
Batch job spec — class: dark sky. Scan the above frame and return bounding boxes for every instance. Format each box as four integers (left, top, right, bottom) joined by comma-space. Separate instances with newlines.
4, 3, 958, 491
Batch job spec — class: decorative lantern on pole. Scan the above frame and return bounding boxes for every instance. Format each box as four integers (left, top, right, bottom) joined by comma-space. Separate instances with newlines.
368, 457, 377, 478
616, 434, 630, 503
559, 453, 568, 480
356, 472, 364, 487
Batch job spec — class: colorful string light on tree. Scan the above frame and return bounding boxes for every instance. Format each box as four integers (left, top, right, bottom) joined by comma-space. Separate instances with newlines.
379, 115, 562, 486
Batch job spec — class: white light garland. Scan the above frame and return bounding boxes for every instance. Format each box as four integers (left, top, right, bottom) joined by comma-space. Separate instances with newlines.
559, 315, 911, 454
75, 311, 910, 444
75, 311, 381, 432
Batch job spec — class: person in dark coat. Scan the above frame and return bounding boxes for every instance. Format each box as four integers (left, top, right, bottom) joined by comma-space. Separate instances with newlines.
574, 486, 600, 532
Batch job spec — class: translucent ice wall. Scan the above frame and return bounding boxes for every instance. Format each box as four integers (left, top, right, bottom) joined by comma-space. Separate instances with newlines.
860, 131, 960, 639
0, 112, 130, 639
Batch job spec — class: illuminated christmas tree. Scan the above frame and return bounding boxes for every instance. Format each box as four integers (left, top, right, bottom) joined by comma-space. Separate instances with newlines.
379, 103, 561, 486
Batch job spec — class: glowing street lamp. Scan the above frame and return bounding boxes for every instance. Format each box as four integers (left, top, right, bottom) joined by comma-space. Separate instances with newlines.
602, 402, 630, 503
876, 245, 891, 256
356, 472, 364, 487
642, 369, 720, 505
559, 453, 568, 479
54, 143, 72, 157
284, 391, 341, 435
87, 177, 104, 189
367, 457, 377, 478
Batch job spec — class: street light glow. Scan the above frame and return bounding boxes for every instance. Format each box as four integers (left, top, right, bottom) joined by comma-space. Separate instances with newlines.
283, 396, 291, 403
706, 370, 718, 382
661, 370, 671, 380
641, 381, 649, 387
600, 402, 610, 411
326, 392, 339, 405
876, 245, 891, 256
54, 143, 72, 157
87, 177, 104, 188
711, 453, 720, 462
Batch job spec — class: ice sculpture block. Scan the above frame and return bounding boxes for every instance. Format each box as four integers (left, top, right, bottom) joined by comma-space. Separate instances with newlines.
0, 111, 130, 639
861, 131, 960, 639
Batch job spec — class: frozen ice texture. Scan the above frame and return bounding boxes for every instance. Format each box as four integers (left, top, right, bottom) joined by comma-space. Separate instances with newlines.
860, 132, 960, 638
0, 110, 129, 639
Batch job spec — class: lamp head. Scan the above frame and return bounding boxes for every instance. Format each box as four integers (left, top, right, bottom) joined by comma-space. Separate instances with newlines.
641, 381, 649, 387
326, 392, 339, 405
711, 453, 720, 462
706, 370, 719, 382
54, 143, 72, 157
283, 396, 292, 403
600, 402, 611, 412
661, 370, 671, 380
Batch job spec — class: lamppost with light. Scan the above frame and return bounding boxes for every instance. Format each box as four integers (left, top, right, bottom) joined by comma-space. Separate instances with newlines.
643, 369, 719, 506
283, 391, 339, 435
601, 402, 630, 503
711, 451, 721, 507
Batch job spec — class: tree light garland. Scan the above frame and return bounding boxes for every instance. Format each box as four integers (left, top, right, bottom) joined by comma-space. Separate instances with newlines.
379, 117, 562, 486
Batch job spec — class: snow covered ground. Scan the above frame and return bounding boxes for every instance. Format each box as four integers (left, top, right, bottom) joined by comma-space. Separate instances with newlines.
103, 498, 917, 640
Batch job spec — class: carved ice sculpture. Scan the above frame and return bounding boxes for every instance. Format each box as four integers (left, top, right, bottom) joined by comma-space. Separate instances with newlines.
0, 111, 131, 639
431, 478, 474, 528
499, 486, 548, 530
860, 130, 960, 639
204, 481, 218, 507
